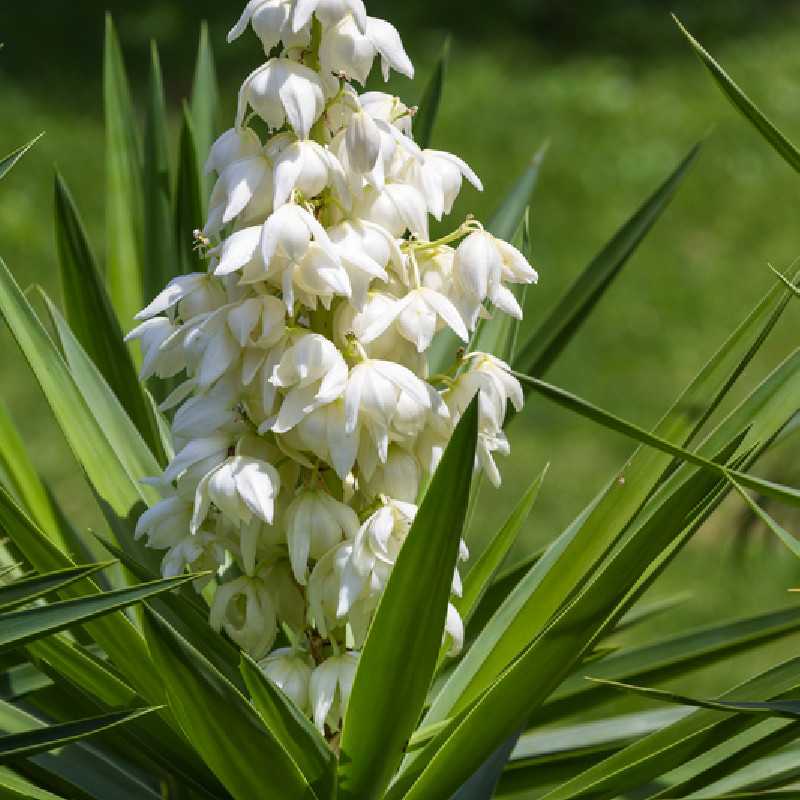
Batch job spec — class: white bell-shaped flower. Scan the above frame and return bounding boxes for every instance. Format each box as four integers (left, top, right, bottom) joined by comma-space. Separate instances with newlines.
284, 399, 358, 480
135, 274, 226, 323
358, 286, 468, 352
337, 500, 416, 616
159, 434, 234, 485
360, 90, 413, 133
192, 455, 282, 532
268, 333, 348, 433
135, 495, 193, 550
359, 445, 420, 502
453, 229, 538, 319
337, 117, 420, 190
261, 201, 338, 266
213, 226, 261, 277
205, 153, 274, 236
365, 17, 414, 80
171, 376, 244, 440
125, 317, 186, 380
259, 648, 314, 712
344, 358, 431, 463
444, 602, 465, 656
402, 149, 483, 220
448, 352, 524, 431
319, 14, 412, 85
227, 294, 287, 349
209, 572, 279, 658
285, 488, 359, 583
338, 297, 425, 374
307, 539, 355, 636
237, 58, 326, 139
327, 221, 393, 310
181, 307, 243, 390
228, 0, 312, 52
293, 0, 367, 33
319, 14, 374, 84
446, 354, 522, 487
353, 182, 429, 239
308, 651, 359, 734
162, 530, 226, 588
344, 110, 382, 173
254, 204, 350, 312
272, 139, 348, 208
205, 127, 263, 176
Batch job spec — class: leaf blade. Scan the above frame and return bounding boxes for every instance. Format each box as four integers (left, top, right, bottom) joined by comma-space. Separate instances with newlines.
0, 707, 157, 762
513, 142, 701, 378
414, 37, 449, 150
0, 573, 196, 651
240, 654, 335, 798
142, 608, 312, 800
0, 133, 43, 181
103, 14, 144, 331
674, 16, 800, 173
0, 563, 112, 611
338, 399, 479, 799
54, 173, 165, 462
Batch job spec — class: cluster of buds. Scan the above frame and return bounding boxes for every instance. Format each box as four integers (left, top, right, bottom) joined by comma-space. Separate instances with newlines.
129, 0, 537, 735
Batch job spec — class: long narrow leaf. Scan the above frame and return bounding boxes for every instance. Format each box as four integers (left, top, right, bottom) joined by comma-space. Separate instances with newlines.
103, 14, 143, 331
142, 608, 312, 800
423, 267, 800, 732
240, 654, 335, 798
54, 174, 165, 462
0, 573, 196, 651
513, 141, 701, 378
414, 38, 449, 150
28, 631, 137, 706
539, 657, 800, 800
0, 766, 67, 799
190, 21, 220, 207
487, 146, 547, 242
594, 678, 800, 720
174, 104, 204, 276
338, 399, 479, 800
396, 443, 734, 800
513, 370, 800, 508
0, 133, 43, 181
0, 401, 63, 549
540, 604, 800, 723
730, 479, 800, 559
456, 465, 547, 624
0, 257, 154, 518
0, 707, 157, 762
0, 563, 112, 612
0, 485, 164, 710
674, 17, 800, 173
142, 42, 177, 315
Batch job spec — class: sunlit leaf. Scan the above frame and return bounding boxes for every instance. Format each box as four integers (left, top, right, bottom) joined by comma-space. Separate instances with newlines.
0, 133, 43, 182
174, 104, 204, 276
675, 16, 800, 173
103, 14, 143, 331
54, 173, 166, 462
339, 399, 479, 800
513, 142, 701, 379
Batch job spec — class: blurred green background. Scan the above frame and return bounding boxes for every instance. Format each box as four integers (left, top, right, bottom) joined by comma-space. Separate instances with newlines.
2, 1, 800, 689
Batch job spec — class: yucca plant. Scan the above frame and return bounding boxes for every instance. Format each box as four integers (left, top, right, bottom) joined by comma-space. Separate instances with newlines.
2, 5, 800, 799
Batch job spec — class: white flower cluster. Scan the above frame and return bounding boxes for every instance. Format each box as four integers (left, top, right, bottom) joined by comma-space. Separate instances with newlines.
129, 0, 537, 735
